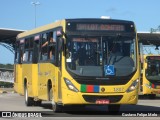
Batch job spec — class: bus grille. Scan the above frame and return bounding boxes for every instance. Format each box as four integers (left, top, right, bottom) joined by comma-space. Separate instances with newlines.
82, 95, 123, 103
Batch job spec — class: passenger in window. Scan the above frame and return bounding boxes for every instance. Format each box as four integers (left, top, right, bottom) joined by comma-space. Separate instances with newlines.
42, 37, 56, 60
41, 37, 54, 47
23, 51, 28, 62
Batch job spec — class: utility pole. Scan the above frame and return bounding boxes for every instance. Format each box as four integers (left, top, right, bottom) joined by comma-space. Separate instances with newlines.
31, 1, 40, 28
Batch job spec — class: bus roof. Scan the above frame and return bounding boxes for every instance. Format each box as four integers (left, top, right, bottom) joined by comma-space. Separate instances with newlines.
66, 18, 134, 24
17, 20, 65, 39
17, 18, 135, 39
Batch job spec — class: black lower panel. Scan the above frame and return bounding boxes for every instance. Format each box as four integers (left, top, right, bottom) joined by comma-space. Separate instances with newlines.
82, 95, 123, 103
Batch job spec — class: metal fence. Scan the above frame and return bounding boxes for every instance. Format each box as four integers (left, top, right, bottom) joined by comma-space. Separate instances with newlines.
0, 68, 14, 83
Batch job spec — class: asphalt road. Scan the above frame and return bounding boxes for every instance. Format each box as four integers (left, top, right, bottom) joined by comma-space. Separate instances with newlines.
0, 93, 160, 119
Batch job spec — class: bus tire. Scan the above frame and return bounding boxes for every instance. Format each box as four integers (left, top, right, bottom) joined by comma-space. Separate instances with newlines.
24, 85, 34, 106
52, 103, 63, 113
108, 104, 120, 114
49, 88, 62, 112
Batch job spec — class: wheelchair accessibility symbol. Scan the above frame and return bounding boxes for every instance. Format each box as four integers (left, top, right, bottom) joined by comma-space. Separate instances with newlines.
104, 65, 115, 75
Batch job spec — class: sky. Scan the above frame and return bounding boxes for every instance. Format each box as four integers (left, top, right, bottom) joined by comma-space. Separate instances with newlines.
0, 0, 160, 64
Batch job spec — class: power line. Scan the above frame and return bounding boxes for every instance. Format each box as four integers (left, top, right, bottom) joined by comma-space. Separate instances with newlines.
150, 25, 160, 33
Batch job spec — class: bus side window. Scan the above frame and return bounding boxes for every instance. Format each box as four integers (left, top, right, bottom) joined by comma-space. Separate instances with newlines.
41, 33, 48, 61
15, 51, 20, 63
23, 37, 34, 62
23, 38, 29, 62
23, 51, 29, 62
48, 31, 56, 61
33, 35, 40, 63
18, 39, 25, 63
29, 37, 34, 62
14, 41, 20, 63
20, 45, 24, 63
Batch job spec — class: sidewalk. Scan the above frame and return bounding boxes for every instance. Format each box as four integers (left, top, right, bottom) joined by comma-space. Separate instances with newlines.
0, 88, 14, 93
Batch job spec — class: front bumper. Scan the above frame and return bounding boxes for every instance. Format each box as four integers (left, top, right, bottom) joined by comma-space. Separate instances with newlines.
61, 87, 138, 105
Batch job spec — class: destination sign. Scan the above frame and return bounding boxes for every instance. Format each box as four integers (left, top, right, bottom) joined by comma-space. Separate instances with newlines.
147, 56, 160, 60
66, 21, 135, 33
73, 38, 98, 42
76, 24, 125, 31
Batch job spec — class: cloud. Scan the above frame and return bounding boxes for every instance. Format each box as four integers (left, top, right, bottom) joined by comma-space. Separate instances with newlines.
105, 7, 117, 13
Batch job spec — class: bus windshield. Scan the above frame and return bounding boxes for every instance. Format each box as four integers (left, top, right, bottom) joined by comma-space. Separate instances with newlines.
66, 35, 137, 77
146, 56, 160, 81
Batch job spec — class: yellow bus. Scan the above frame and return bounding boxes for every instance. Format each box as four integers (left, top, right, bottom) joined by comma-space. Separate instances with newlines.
138, 32, 160, 98
140, 55, 160, 98
14, 18, 139, 112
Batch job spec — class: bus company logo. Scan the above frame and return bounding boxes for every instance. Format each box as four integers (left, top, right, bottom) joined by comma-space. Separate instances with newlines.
2, 112, 11, 117
101, 87, 105, 92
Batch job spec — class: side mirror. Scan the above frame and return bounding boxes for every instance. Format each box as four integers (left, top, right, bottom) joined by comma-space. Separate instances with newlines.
66, 49, 71, 59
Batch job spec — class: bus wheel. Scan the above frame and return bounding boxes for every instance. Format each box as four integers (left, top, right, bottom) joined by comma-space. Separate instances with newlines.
52, 103, 63, 113
24, 85, 34, 106
49, 88, 62, 112
108, 105, 120, 114
149, 94, 156, 99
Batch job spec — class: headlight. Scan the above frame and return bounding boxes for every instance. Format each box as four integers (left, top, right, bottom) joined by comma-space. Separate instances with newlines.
64, 78, 79, 92
126, 79, 139, 93
145, 84, 152, 89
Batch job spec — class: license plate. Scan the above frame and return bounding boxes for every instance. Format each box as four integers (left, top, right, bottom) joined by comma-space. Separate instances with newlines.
96, 99, 110, 104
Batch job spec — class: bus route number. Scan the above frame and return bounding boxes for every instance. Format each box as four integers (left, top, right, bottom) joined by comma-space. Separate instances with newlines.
114, 87, 124, 92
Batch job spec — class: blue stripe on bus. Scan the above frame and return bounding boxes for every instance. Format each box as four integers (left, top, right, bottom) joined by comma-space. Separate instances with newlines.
94, 85, 99, 92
